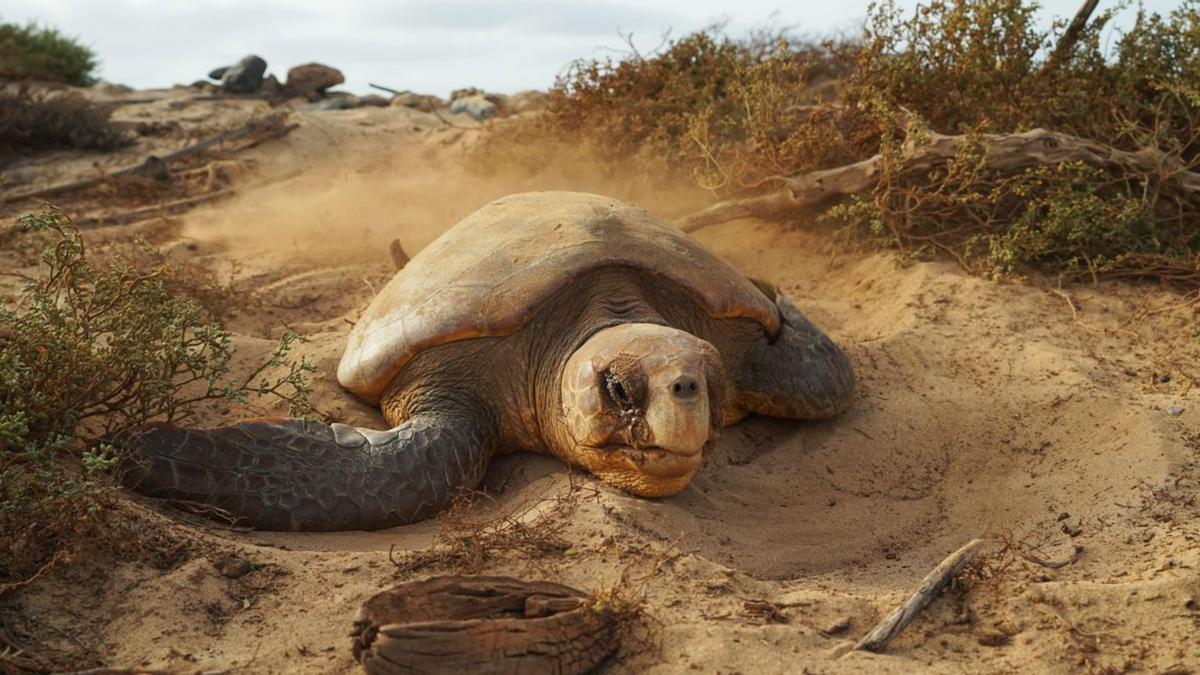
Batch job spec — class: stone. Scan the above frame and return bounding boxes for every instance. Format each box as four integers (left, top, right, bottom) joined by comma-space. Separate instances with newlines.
509, 90, 548, 114
219, 55, 267, 94
284, 63, 345, 98
259, 74, 282, 95
213, 555, 255, 578
357, 94, 389, 107
208, 66, 229, 80
449, 95, 497, 121
302, 96, 358, 111
449, 86, 483, 101
391, 92, 440, 113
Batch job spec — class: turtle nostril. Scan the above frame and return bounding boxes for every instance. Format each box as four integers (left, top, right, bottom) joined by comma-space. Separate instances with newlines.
670, 376, 701, 400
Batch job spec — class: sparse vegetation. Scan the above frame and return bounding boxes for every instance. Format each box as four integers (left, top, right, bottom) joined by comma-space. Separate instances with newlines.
0, 210, 314, 589
0, 87, 130, 156
0, 21, 97, 85
479, 0, 1200, 288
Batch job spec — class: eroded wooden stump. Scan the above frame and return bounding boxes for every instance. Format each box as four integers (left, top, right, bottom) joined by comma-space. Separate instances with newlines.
352, 576, 617, 674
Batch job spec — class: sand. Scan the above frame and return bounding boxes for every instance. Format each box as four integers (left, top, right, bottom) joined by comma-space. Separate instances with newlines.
4, 94, 1199, 674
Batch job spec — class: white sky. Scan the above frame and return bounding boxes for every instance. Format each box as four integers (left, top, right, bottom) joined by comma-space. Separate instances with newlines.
3, 1, 1182, 96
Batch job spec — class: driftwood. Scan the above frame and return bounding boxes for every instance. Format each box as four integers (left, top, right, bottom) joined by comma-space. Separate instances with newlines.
679, 128, 1200, 232
853, 538, 985, 653
353, 576, 617, 675
1, 113, 293, 204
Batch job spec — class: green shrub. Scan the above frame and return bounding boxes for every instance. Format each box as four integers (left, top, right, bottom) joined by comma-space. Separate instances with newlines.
0, 21, 97, 85
0, 87, 130, 156
1, 210, 314, 584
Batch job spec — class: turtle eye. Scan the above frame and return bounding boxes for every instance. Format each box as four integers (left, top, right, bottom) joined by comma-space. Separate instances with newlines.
604, 372, 634, 411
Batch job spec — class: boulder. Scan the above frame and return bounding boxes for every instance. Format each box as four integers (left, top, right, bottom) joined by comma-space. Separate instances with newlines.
357, 94, 390, 107
285, 63, 344, 98
302, 94, 358, 111
449, 95, 497, 121
391, 92, 441, 113
219, 55, 267, 94
259, 74, 282, 95
510, 90, 549, 114
449, 86, 483, 101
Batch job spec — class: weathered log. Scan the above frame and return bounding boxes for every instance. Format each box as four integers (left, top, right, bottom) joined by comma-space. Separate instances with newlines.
679, 128, 1200, 232
353, 576, 617, 675
853, 538, 985, 653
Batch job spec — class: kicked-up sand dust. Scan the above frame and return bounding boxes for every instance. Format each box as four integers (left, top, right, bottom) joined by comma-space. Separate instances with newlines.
5, 96, 1199, 674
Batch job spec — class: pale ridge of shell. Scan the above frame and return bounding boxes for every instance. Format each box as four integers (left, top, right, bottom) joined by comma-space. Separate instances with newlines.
337, 191, 781, 404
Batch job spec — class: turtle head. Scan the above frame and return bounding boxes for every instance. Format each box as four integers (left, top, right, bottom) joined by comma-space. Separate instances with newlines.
558, 324, 725, 497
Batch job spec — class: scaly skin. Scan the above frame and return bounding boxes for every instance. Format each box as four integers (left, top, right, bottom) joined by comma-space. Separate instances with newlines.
121, 407, 496, 531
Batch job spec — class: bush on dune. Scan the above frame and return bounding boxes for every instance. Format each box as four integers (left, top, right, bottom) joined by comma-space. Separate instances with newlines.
0, 21, 97, 85
0, 211, 315, 590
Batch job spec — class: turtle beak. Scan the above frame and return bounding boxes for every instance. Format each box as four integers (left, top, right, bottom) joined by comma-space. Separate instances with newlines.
641, 367, 710, 459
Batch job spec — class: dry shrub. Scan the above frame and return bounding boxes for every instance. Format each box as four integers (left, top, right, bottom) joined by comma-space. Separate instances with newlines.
825, 126, 1200, 285
0, 87, 130, 157
0, 210, 313, 589
391, 478, 597, 576
479, 0, 1200, 288
473, 30, 863, 194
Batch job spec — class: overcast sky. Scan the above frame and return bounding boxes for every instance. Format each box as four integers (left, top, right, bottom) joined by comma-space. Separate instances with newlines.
3, 1, 1181, 96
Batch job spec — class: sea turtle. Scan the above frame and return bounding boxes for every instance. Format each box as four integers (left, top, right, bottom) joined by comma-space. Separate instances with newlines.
121, 191, 854, 531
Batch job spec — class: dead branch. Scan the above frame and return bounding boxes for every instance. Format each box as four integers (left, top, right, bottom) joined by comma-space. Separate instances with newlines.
1047, 0, 1102, 68
853, 538, 986, 653
1, 114, 293, 204
679, 128, 1200, 232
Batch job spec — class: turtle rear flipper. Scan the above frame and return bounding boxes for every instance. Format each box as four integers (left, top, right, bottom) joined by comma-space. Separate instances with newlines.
738, 293, 855, 420
118, 410, 496, 531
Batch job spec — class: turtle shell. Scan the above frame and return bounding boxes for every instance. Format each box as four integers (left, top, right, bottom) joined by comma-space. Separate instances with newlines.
337, 191, 781, 404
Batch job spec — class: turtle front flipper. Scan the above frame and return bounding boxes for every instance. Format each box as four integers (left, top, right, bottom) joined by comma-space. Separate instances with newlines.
118, 410, 497, 531
738, 293, 855, 420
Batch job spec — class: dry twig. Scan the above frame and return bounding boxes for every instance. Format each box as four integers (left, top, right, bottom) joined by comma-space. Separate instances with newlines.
854, 538, 986, 653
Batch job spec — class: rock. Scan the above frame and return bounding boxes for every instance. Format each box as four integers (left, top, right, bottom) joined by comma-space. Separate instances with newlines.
259, 74, 282, 95
449, 95, 497, 121
1167, 405, 1185, 417
208, 66, 229, 80
820, 616, 851, 636
190, 80, 217, 93
449, 86, 483, 101
302, 96, 358, 111
93, 80, 134, 95
219, 55, 267, 94
510, 90, 548, 114
391, 92, 440, 113
213, 555, 255, 579
357, 94, 389, 107
284, 63, 344, 98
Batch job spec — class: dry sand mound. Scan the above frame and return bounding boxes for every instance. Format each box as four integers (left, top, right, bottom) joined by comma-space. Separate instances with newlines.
7, 103, 1199, 673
